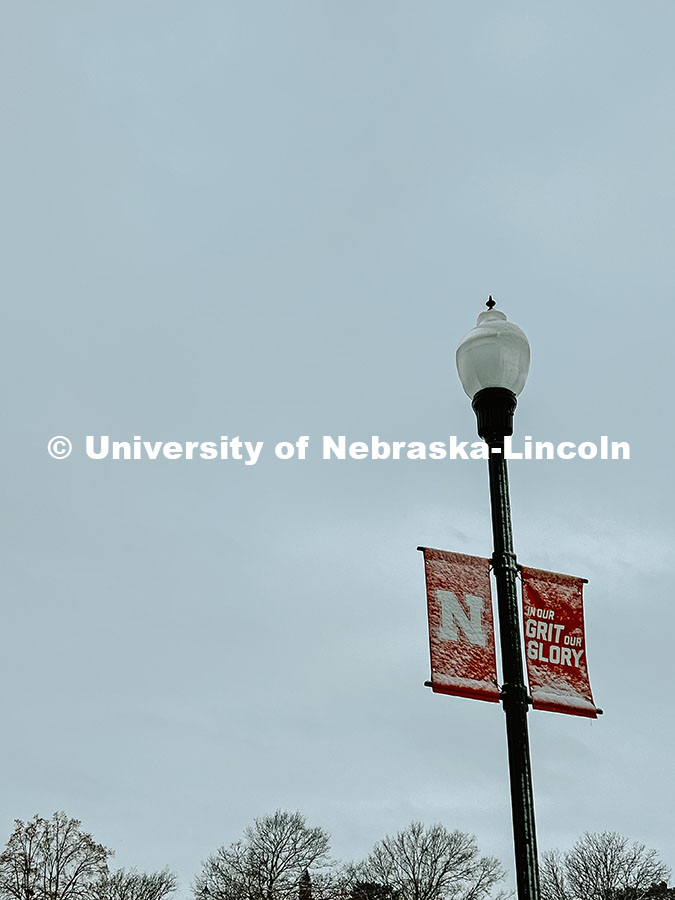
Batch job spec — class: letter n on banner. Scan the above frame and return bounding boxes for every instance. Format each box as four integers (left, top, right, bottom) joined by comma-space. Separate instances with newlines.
419, 547, 500, 703
521, 566, 599, 718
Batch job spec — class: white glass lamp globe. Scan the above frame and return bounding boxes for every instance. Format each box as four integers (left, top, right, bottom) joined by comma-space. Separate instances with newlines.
456, 305, 531, 400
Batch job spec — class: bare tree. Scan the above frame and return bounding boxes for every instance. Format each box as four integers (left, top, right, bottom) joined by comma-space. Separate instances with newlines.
346, 881, 397, 900
298, 871, 343, 900
194, 811, 331, 900
540, 832, 671, 900
539, 851, 567, 900
613, 886, 675, 900
0, 812, 112, 900
96, 868, 178, 900
358, 822, 504, 900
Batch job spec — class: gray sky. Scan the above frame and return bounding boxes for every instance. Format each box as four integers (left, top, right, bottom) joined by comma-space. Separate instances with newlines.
3, 3, 674, 896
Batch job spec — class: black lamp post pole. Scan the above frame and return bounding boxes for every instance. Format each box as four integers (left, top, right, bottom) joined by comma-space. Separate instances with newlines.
472, 386, 540, 900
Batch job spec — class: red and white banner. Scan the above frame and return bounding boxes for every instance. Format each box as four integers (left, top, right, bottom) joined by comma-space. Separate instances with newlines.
521, 566, 598, 718
420, 547, 500, 703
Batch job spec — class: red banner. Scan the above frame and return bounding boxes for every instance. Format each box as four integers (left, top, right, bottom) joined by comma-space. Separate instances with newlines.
521, 566, 598, 718
420, 547, 500, 703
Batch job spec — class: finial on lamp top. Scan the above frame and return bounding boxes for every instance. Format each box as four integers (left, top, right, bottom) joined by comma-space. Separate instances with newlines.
486, 295, 496, 310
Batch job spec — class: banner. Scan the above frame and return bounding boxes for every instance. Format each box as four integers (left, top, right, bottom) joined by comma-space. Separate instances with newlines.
420, 547, 500, 703
521, 566, 598, 718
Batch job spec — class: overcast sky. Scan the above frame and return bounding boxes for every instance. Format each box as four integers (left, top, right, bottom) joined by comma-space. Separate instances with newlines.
3, 3, 675, 896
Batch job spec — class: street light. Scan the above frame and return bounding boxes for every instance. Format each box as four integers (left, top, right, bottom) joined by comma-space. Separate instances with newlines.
456, 297, 540, 900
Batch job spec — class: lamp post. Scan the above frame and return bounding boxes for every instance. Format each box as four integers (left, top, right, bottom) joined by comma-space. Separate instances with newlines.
456, 297, 540, 900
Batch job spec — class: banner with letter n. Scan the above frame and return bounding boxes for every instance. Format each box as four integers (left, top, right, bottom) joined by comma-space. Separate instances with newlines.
419, 547, 500, 703
521, 566, 598, 718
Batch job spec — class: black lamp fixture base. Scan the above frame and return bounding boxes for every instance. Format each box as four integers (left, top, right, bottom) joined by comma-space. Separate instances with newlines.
472, 387, 518, 443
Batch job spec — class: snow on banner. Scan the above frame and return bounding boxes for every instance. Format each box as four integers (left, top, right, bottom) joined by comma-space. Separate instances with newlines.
521, 566, 598, 718
420, 547, 500, 703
